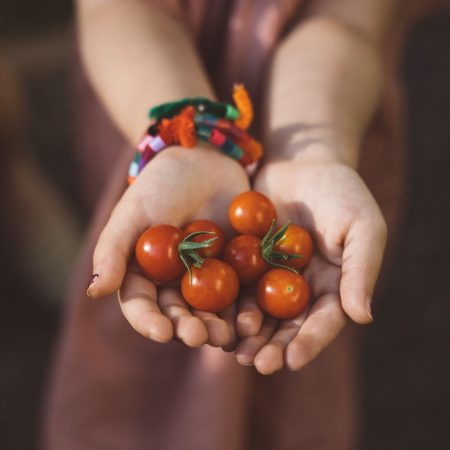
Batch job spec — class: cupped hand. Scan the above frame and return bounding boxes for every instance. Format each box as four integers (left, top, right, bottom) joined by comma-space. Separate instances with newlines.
235, 156, 387, 374
87, 145, 250, 348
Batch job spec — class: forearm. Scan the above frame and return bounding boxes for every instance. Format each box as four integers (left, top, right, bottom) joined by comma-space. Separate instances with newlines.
264, 0, 401, 167
76, 0, 213, 144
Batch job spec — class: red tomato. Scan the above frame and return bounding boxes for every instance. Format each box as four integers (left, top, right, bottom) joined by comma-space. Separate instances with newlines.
223, 235, 269, 285
135, 225, 185, 282
183, 220, 226, 258
257, 269, 309, 319
181, 259, 239, 313
228, 191, 277, 238
274, 224, 313, 269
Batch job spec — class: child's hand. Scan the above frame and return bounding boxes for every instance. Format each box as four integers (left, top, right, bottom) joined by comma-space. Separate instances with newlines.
235, 155, 387, 374
87, 146, 250, 348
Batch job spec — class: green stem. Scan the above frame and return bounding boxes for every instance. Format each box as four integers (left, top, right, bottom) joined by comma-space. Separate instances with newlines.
260, 220, 302, 274
178, 230, 218, 281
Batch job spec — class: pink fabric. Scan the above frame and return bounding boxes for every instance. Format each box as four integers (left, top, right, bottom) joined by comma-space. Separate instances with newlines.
43, 1, 442, 449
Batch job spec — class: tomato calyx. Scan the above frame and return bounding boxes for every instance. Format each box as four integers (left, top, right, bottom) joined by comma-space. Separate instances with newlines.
260, 220, 303, 274
178, 231, 218, 280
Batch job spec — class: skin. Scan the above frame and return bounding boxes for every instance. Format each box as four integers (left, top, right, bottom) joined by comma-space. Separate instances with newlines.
235, 160, 386, 372
90, 146, 249, 348
233, 0, 397, 373
80, 0, 397, 367
78, 0, 248, 348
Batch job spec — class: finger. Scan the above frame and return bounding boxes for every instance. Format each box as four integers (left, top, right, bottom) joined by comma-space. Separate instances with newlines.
285, 293, 347, 371
192, 310, 230, 348
219, 302, 239, 352
159, 287, 208, 347
340, 213, 387, 324
118, 269, 173, 343
254, 309, 308, 375
88, 192, 148, 299
236, 292, 264, 338
235, 316, 278, 366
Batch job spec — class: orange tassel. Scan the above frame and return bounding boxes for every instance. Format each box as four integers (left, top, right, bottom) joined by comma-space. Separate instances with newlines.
233, 84, 253, 130
157, 107, 196, 148
174, 106, 196, 147
158, 118, 174, 145
236, 137, 263, 165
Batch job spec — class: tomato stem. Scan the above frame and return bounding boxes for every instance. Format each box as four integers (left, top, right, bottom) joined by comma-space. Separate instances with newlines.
260, 219, 302, 274
178, 230, 218, 281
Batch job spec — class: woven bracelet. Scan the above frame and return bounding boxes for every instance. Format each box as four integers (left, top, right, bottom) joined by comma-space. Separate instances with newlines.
128, 84, 263, 184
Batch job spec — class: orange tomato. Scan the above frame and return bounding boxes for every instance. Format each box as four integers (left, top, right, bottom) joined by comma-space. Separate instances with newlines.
257, 269, 309, 319
274, 224, 313, 269
184, 220, 226, 258
228, 191, 277, 238
135, 225, 185, 282
181, 259, 239, 312
223, 235, 269, 285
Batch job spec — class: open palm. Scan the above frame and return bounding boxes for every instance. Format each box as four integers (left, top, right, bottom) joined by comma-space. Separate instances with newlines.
87, 145, 250, 348
235, 158, 387, 374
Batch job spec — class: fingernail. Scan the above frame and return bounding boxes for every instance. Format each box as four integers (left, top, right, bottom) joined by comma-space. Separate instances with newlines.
236, 355, 253, 366
86, 273, 99, 297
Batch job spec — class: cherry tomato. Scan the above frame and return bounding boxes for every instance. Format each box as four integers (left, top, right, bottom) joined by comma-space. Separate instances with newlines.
135, 224, 185, 282
223, 235, 269, 285
274, 224, 313, 269
257, 269, 309, 319
181, 259, 239, 313
183, 220, 226, 258
228, 191, 277, 238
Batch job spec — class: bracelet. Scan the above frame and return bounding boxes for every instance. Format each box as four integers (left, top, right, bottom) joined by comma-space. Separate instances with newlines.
128, 84, 263, 184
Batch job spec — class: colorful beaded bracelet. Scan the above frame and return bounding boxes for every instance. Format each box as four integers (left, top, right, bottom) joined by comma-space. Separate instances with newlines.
128, 84, 263, 184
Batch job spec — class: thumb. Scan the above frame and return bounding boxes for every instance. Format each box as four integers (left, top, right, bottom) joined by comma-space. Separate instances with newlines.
86, 154, 205, 299
87, 192, 148, 299
340, 213, 387, 324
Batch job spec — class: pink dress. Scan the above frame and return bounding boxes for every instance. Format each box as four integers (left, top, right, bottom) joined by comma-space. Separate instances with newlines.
43, 1, 439, 449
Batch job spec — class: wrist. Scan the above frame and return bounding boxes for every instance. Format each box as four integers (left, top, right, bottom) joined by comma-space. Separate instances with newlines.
264, 126, 359, 169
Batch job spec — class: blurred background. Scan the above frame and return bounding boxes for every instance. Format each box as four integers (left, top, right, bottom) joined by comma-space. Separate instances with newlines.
0, 1, 449, 449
